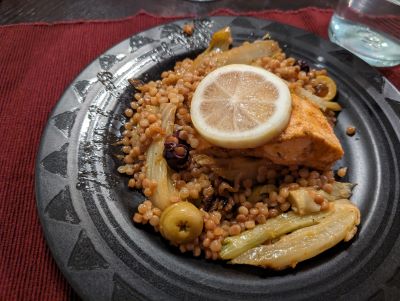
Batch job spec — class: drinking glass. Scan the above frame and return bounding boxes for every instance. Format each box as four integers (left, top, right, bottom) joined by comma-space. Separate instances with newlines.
329, 0, 400, 67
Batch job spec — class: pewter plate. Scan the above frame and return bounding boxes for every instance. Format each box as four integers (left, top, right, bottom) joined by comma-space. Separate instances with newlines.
35, 17, 400, 301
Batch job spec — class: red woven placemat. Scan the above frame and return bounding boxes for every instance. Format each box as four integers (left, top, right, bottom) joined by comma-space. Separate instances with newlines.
0, 8, 399, 301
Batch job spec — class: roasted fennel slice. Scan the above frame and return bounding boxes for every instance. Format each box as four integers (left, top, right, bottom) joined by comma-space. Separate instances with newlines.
287, 182, 355, 215
145, 103, 179, 210
201, 26, 232, 54
192, 39, 281, 71
230, 200, 360, 269
322, 182, 354, 201
288, 189, 322, 215
220, 208, 334, 260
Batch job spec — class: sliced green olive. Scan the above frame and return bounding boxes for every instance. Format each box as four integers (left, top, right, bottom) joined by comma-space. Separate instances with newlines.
314, 75, 337, 101
159, 202, 204, 244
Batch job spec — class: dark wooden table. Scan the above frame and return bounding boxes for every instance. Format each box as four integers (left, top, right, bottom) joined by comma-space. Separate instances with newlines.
0, 0, 337, 25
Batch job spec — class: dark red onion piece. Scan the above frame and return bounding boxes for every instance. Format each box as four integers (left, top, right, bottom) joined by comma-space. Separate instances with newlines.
163, 142, 190, 170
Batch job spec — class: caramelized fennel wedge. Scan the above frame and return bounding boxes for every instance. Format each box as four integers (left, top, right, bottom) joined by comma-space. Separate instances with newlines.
220, 209, 334, 260
192, 40, 281, 71
230, 200, 360, 269
145, 103, 179, 210
201, 26, 232, 54
287, 183, 355, 215
288, 189, 322, 215
322, 182, 355, 201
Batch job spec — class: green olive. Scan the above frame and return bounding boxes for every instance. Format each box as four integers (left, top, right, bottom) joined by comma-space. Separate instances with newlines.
159, 202, 204, 244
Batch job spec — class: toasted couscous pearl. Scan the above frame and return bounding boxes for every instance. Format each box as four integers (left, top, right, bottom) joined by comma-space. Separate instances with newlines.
179, 188, 190, 199
320, 200, 330, 210
236, 214, 247, 223
314, 194, 325, 204
133, 213, 143, 223
337, 167, 348, 178
214, 227, 224, 236
279, 202, 291, 212
346, 126, 356, 136
269, 209, 279, 217
149, 215, 159, 226
229, 224, 241, 236
256, 215, 267, 224
210, 240, 222, 252
202, 238, 211, 248
138, 204, 147, 214
245, 220, 255, 229
249, 208, 259, 216
279, 187, 290, 198
323, 183, 333, 193
238, 206, 249, 215
128, 179, 136, 188
205, 219, 216, 230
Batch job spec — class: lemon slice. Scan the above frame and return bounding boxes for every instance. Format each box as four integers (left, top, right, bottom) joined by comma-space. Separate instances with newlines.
191, 64, 292, 149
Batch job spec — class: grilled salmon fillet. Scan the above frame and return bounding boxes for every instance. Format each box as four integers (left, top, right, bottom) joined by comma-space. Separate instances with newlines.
195, 94, 344, 170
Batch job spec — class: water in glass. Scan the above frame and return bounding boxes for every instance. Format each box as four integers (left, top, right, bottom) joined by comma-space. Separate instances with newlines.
329, 0, 400, 67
